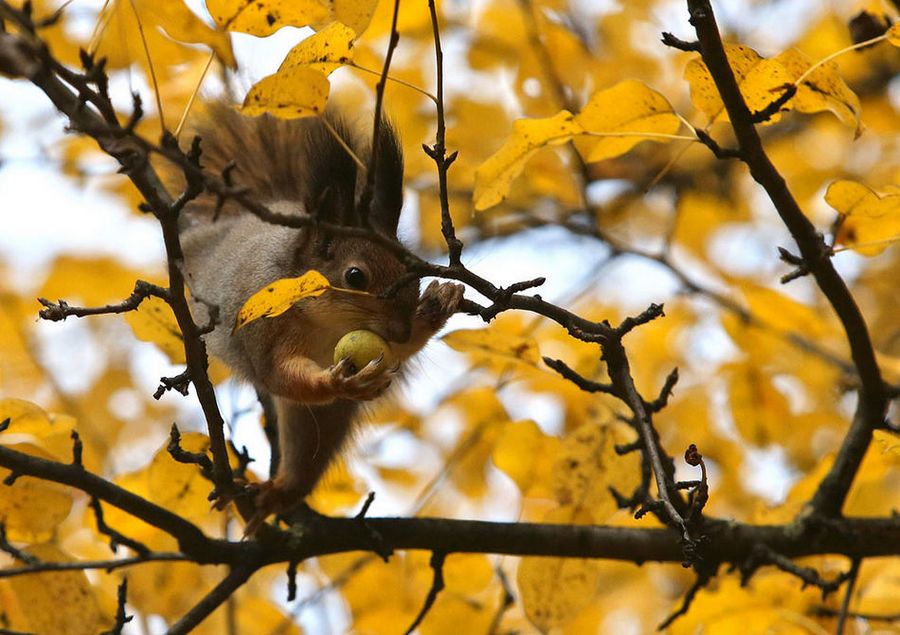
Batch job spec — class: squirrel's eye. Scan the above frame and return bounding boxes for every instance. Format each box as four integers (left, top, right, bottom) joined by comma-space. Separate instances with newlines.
344, 267, 368, 290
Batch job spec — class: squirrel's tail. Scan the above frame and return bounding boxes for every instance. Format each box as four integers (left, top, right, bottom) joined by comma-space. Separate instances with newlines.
176, 103, 403, 229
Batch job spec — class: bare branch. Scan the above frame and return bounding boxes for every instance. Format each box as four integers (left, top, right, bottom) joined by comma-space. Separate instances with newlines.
686, 0, 888, 517
739, 544, 853, 597
647, 368, 679, 412
0, 443, 224, 560
542, 356, 617, 395
37, 280, 169, 322
90, 497, 150, 556
424, 0, 463, 264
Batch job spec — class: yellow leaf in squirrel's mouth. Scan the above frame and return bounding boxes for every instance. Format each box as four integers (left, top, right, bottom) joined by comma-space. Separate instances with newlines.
233, 270, 331, 333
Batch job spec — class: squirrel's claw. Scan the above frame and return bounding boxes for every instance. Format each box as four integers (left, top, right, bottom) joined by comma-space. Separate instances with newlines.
242, 477, 298, 536
328, 355, 396, 401
210, 477, 256, 512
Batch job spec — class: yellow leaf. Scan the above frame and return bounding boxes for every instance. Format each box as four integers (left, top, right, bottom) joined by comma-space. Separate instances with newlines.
667, 574, 820, 635
442, 327, 541, 367
0, 294, 45, 397
443, 554, 494, 595
887, 23, 900, 46
124, 296, 185, 363
0, 398, 77, 462
138, 0, 235, 67
473, 111, 583, 210
5, 544, 106, 635
328, 0, 378, 35
207, 0, 328, 36
493, 419, 552, 495
241, 66, 331, 120
872, 429, 900, 460
146, 432, 215, 520
575, 79, 681, 162
280, 21, 355, 75
876, 350, 900, 385
727, 363, 791, 446
686, 44, 792, 124
855, 559, 900, 618
673, 191, 749, 259
38, 256, 149, 308
552, 422, 627, 522
94, 0, 220, 83
446, 388, 509, 498
234, 270, 331, 332
234, 597, 301, 635
128, 558, 209, 620
774, 49, 860, 134
338, 554, 422, 630
825, 180, 900, 256
364, 0, 433, 38
307, 457, 365, 514
739, 283, 832, 339
419, 593, 498, 635
518, 548, 601, 632
0, 444, 73, 542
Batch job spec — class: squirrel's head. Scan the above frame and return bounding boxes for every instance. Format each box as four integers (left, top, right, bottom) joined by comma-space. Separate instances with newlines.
291, 111, 417, 343
297, 235, 418, 345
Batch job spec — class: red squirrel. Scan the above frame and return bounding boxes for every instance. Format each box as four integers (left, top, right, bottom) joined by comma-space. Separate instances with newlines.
179, 104, 463, 529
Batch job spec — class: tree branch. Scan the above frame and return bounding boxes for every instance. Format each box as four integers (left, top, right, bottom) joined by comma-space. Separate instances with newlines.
37, 280, 169, 322
686, 0, 887, 517
0, 443, 227, 561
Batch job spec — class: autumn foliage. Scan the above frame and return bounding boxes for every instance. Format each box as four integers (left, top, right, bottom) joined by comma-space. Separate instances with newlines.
1, 0, 899, 633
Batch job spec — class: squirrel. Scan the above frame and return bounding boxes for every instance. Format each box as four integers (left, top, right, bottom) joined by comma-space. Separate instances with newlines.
178, 103, 464, 530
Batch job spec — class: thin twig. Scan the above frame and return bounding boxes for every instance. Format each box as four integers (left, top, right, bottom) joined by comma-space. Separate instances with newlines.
657, 572, 711, 630
37, 280, 169, 321
0, 553, 187, 579
91, 497, 150, 556
425, 0, 463, 264
167, 565, 257, 635
542, 356, 617, 395
404, 552, 446, 635
836, 559, 861, 635
100, 579, 132, 635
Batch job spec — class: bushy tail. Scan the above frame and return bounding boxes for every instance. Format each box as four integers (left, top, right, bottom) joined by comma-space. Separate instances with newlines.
177, 103, 403, 230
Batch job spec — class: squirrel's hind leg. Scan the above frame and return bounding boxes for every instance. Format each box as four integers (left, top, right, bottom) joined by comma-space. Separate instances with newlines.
243, 397, 359, 534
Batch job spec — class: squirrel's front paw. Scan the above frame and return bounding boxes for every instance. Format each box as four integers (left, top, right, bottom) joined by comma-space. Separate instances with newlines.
417, 280, 464, 330
328, 357, 398, 401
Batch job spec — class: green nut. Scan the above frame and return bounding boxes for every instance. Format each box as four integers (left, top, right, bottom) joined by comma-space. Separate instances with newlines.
333, 330, 394, 372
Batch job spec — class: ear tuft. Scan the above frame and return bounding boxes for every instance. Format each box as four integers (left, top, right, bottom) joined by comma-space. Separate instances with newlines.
369, 121, 404, 235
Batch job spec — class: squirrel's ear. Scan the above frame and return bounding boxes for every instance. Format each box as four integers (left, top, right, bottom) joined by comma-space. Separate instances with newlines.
302, 115, 358, 225
368, 121, 404, 235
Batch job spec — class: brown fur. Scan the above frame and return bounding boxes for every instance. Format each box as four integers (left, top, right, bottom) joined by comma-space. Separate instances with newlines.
178, 105, 462, 529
